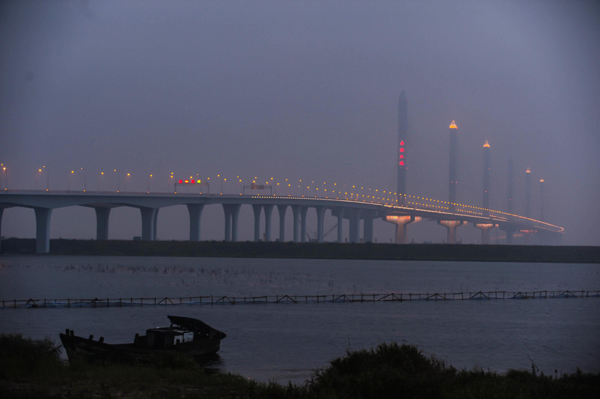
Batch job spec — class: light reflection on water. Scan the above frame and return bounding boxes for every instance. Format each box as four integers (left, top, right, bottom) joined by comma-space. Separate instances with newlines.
0, 255, 599, 384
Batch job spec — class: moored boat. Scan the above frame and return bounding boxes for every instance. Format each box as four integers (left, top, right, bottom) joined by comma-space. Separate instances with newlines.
59, 315, 226, 363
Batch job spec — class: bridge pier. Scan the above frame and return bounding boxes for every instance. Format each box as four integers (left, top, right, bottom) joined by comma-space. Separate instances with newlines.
277, 205, 287, 241
231, 204, 241, 241
315, 206, 326, 243
348, 209, 362, 243
291, 205, 301, 242
474, 223, 496, 244
140, 207, 158, 241
34, 207, 52, 253
335, 207, 345, 243
438, 220, 466, 244
300, 206, 308, 242
385, 215, 419, 244
363, 212, 376, 243
94, 207, 111, 240
252, 204, 262, 242
223, 205, 232, 241
187, 204, 204, 241
264, 205, 274, 242
501, 226, 516, 244
222, 204, 241, 242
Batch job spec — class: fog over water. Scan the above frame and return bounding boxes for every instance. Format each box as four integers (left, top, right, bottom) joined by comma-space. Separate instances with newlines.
1, 0, 599, 245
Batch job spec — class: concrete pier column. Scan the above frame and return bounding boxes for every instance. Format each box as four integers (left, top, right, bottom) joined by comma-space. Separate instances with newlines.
315, 206, 326, 243
263, 205, 274, 242
94, 207, 111, 240
438, 220, 466, 244
222, 205, 232, 241
300, 206, 308, 242
336, 207, 345, 243
363, 213, 375, 243
384, 215, 419, 244
140, 207, 158, 241
501, 226, 516, 245
231, 204, 241, 242
187, 204, 204, 241
153, 209, 159, 241
252, 204, 262, 242
474, 223, 496, 245
277, 205, 287, 241
291, 205, 301, 242
349, 210, 362, 243
34, 207, 52, 253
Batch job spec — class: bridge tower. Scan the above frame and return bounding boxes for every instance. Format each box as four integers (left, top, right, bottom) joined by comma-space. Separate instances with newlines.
525, 167, 531, 218
539, 177, 545, 221
475, 140, 496, 244
502, 158, 516, 244
448, 120, 458, 211
397, 91, 408, 205
386, 91, 420, 243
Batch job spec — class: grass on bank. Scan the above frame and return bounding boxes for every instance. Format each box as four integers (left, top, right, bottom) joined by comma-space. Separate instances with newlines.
1, 334, 599, 398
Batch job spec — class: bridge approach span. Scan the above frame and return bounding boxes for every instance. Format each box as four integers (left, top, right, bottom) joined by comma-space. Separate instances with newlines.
0, 191, 563, 253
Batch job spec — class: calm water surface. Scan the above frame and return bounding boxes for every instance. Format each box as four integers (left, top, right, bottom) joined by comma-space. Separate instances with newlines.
1, 255, 599, 384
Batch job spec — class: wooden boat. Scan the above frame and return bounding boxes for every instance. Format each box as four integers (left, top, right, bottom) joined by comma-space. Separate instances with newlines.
59, 315, 226, 363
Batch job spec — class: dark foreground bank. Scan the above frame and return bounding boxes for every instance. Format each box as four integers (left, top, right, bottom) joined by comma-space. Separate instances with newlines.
1, 334, 599, 399
1, 238, 599, 263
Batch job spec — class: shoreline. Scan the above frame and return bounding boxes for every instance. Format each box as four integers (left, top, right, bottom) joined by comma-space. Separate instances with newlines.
1, 238, 599, 263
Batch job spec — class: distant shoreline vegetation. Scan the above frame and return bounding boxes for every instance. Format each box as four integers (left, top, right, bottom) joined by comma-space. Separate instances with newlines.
1, 238, 599, 263
1, 334, 599, 398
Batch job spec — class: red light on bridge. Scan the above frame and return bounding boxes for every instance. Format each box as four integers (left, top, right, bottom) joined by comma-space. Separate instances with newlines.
179, 180, 183, 184
399, 155, 404, 159
400, 141, 405, 145
399, 148, 405, 153
399, 161, 404, 166
191, 179, 195, 184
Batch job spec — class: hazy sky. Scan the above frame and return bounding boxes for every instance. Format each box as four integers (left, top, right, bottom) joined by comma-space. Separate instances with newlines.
1, 0, 599, 245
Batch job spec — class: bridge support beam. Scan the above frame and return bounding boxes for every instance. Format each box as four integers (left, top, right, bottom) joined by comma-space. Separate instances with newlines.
277, 205, 287, 241
315, 206, 326, 243
252, 204, 262, 242
335, 207, 345, 243
187, 204, 204, 241
140, 207, 158, 241
34, 207, 52, 253
300, 206, 308, 243
94, 207, 111, 240
438, 220, 466, 244
291, 205, 301, 242
264, 205, 274, 242
474, 223, 496, 245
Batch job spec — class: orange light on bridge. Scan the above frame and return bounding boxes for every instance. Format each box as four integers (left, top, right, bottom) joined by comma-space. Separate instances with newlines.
449, 120, 458, 129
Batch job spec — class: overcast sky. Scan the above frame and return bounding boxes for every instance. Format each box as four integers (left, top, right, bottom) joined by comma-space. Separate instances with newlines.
1, 0, 599, 245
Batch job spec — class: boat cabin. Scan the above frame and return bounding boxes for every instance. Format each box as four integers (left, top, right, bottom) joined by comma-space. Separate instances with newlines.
146, 328, 194, 349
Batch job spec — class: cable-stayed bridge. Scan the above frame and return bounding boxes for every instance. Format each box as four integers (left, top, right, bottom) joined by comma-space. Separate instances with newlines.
0, 187, 564, 253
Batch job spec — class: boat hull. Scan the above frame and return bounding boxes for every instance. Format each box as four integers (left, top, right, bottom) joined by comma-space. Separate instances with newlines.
59, 333, 221, 364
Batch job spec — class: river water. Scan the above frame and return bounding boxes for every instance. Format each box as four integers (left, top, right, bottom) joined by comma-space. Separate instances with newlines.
0, 255, 599, 384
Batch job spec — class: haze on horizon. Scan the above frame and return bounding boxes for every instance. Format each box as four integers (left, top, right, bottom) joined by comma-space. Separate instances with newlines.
1, 0, 599, 246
